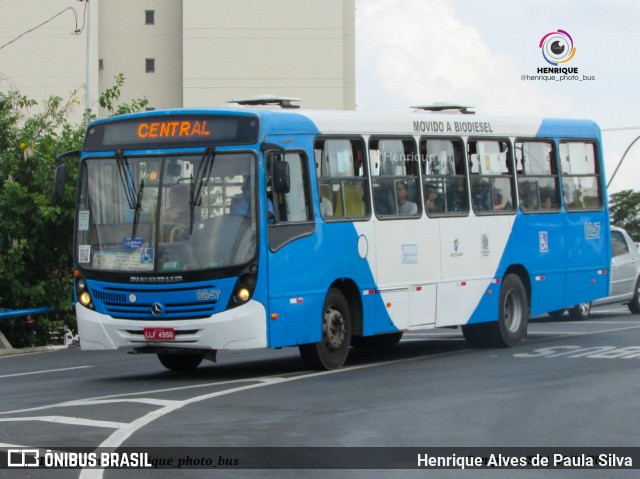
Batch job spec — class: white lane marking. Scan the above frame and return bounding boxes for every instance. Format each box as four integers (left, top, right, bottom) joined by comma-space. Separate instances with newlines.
527, 323, 640, 339
0, 442, 31, 448
79, 349, 469, 479
0, 365, 93, 379
0, 416, 126, 429
0, 378, 264, 416
68, 398, 179, 407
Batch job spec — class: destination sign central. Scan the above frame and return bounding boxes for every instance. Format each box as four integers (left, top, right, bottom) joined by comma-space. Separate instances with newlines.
137, 120, 211, 139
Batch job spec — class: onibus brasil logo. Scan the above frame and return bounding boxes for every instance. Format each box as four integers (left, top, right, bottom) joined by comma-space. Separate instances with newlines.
539, 29, 576, 66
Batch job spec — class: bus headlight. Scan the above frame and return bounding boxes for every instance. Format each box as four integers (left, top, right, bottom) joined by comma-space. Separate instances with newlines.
75, 275, 94, 309
236, 288, 251, 303
79, 291, 92, 306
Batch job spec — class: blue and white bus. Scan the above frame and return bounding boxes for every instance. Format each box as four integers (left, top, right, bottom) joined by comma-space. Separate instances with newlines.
64, 99, 610, 370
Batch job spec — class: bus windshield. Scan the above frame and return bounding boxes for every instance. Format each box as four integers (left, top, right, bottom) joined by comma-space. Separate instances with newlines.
76, 151, 257, 272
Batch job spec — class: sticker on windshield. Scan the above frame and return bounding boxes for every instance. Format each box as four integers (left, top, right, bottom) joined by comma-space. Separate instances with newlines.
141, 248, 154, 264
123, 237, 144, 250
78, 245, 91, 263
78, 210, 90, 231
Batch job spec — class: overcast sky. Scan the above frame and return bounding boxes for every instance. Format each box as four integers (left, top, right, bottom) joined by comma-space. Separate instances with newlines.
355, 0, 640, 194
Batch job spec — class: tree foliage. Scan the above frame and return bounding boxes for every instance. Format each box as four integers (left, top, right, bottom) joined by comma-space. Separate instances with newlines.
0, 76, 147, 347
609, 189, 640, 242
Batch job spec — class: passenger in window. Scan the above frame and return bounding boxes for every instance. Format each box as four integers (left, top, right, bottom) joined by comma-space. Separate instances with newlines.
166, 183, 190, 223
230, 178, 253, 217
396, 181, 417, 215
232, 177, 274, 219
320, 195, 333, 217
424, 183, 442, 213
447, 179, 467, 212
472, 179, 492, 211
522, 195, 538, 211
541, 194, 553, 209
493, 189, 509, 210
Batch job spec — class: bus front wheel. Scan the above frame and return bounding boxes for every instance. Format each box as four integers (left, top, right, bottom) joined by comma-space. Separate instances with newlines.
299, 288, 352, 370
157, 352, 204, 371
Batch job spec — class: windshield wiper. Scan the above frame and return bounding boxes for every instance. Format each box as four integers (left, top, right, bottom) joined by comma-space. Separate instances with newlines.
115, 150, 144, 237
189, 147, 215, 234
131, 178, 144, 238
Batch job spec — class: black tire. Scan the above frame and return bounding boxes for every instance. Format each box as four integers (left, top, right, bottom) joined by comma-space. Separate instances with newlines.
352, 331, 403, 349
464, 274, 528, 348
158, 353, 204, 371
461, 322, 490, 347
299, 288, 352, 370
548, 309, 566, 319
628, 279, 640, 314
569, 302, 591, 321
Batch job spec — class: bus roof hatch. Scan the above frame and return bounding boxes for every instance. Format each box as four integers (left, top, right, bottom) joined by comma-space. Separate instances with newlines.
411, 102, 475, 114
227, 95, 302, 109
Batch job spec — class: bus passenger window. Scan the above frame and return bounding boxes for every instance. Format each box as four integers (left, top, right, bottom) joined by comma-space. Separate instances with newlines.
315, 138, 369, 220
515, 140, 560, 213
369, 137, 420, 218
267, 152, 312, 223
421, 138, 468, 216
559, 141, 602, 211
467, 139, 515, 215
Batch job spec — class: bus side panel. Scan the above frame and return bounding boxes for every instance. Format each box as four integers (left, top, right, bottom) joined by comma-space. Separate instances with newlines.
534, 119, 611, 310
510, 211, 567, 316
564, 211, 610, 306
266, 220, 390, 348
438, 216, 511, 327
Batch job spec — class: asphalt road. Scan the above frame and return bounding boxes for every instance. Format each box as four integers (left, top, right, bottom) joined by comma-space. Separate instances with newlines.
1, 305, 639, 479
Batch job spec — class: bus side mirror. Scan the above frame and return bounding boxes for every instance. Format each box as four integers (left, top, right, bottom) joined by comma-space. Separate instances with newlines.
273, 160, 290, 194
54, 150, 79, 203
54, 164, 66, 203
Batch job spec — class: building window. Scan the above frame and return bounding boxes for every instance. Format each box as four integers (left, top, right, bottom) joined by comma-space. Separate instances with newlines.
145, 10, 155, 25
145, 58, 155, 73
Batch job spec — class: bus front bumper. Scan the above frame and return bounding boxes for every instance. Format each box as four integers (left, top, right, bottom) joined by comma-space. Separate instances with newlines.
75, 300, 267, 351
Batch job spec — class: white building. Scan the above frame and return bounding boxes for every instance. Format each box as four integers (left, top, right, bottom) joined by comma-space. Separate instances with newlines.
0, 0, 355, 120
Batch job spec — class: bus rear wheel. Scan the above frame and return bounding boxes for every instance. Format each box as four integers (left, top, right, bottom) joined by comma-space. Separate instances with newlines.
157, 352, 204, 371
569, 302, 591, 321
299, 288, 352, 370
462, 274, 528, 348
351, 331, 403, 349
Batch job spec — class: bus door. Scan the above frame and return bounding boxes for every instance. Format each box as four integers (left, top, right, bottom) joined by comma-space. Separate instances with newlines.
370, 138, 436, 331
263, 141, 320, 348
313, 137, 379, 335
560, 141, 610, 306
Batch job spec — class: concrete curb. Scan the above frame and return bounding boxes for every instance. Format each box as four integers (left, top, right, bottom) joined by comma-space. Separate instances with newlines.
0, 344, 70, 357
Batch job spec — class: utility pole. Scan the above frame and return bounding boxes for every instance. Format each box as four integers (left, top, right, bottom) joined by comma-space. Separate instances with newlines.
84, 0, 92, 123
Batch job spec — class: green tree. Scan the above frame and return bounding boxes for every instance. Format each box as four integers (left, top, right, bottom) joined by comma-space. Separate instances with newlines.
609, 189, 640, 241
0, 76, 147, 347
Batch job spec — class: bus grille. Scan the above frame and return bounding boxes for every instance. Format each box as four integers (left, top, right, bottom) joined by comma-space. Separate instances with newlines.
88, 282, 229, 320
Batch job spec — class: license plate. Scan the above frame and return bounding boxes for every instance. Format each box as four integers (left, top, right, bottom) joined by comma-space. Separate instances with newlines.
143, 328, 175, 341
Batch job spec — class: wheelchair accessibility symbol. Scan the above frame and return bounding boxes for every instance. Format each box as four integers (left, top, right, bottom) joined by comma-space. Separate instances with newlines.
141, 248, 154, 263
539, 231, 549, 253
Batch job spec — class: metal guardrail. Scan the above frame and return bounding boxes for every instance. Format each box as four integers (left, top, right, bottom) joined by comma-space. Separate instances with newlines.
0, 307, 55, 319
